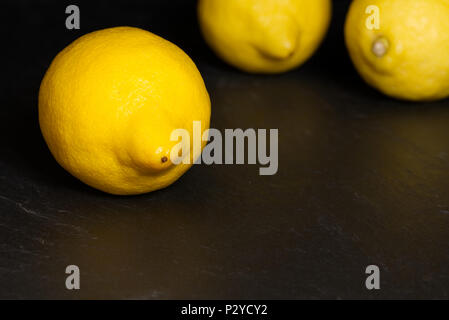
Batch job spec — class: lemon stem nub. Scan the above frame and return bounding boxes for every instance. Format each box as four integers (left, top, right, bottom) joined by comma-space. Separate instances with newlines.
372, 38, 389, 57
161, 156, 168, 163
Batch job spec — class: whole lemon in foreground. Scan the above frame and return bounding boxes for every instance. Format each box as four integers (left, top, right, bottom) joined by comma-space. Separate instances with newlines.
345, 0, 449, 101
198, 0, 332, 74
39, 27, 211, 195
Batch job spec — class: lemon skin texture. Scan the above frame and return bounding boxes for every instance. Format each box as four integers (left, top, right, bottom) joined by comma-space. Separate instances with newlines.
39, 27, 211, 195
345, 0, 449, 101
198, 0, 332, 74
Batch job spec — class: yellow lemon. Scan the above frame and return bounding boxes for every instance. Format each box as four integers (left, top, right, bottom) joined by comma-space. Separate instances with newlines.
197, 0, 332, 73
345, 0, 449, 101
39, 27, 211, 195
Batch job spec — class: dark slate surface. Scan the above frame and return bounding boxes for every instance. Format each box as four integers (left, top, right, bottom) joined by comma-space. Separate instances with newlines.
1, 0, 449, 299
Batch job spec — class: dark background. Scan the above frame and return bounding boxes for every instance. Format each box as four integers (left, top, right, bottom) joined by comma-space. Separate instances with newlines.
1, 0, 449, 299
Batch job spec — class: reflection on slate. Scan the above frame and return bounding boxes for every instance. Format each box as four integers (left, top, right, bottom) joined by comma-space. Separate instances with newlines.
0, 0, 449, 299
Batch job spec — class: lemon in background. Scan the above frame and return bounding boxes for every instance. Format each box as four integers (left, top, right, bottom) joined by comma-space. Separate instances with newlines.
198, 0, 332, 74
345, 0, 449, 101
39, 27, 211, 195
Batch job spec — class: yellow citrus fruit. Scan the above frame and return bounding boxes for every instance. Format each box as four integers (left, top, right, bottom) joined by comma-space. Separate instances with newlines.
197, 0, 332, 73
345, 0, 449, 101
39, 27, 211, 195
